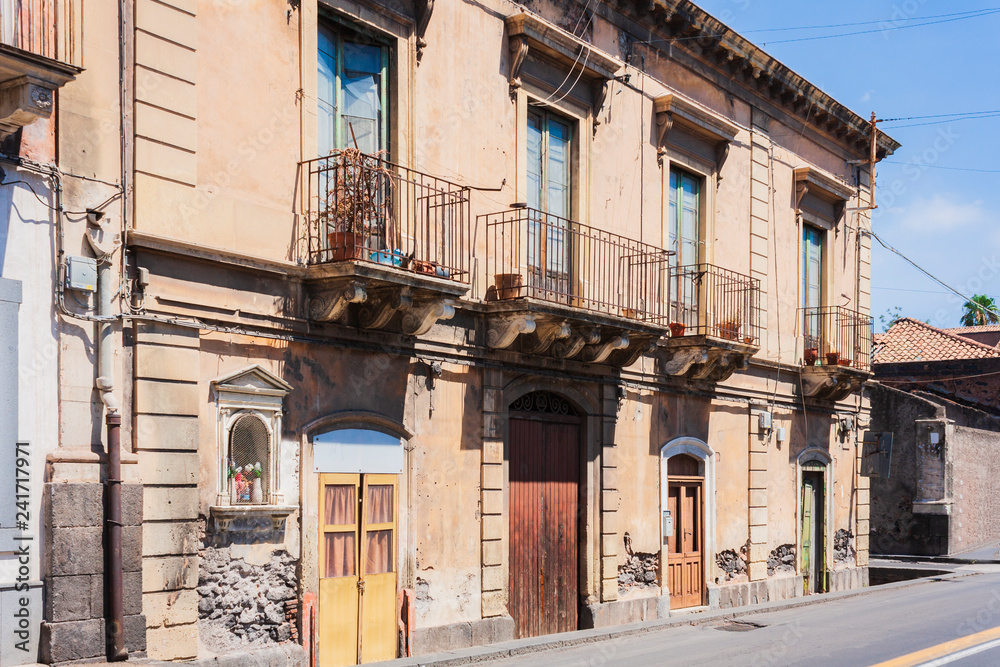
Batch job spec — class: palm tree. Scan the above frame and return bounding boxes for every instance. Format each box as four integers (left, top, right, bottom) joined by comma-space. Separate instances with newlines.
961, 294, 1000, 327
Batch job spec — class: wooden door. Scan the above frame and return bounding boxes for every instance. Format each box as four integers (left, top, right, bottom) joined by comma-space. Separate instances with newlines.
508, 401, 581, 639
319, 473, 397, 666
801, 470, 825, 594
666, 455, 704, 609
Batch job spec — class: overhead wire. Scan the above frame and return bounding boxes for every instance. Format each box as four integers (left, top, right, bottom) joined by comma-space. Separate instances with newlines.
869, 230, 1000, 320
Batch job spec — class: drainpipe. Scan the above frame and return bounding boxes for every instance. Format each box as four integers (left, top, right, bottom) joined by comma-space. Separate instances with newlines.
92, 232, 126, 660
105, 411, 126, 661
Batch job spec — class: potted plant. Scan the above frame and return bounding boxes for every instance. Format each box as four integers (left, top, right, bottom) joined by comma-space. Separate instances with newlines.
320, 149, 395, 262
669, 321, 686, 337
743, 336, 755, 345
804, 348, 818, 366
838, 358, 853, 367
717, 320, 740, 340
825, 351, 840, 366
621, 307, 639, 319
495, 273, 524, 300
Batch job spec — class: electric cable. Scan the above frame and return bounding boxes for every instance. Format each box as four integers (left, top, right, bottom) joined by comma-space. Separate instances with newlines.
869, 230, 1000, 320
880, 161, 1000, 174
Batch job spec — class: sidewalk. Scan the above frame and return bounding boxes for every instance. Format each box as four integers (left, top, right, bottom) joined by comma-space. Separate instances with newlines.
872, 544, 1000, 566
370, 569, 970, 667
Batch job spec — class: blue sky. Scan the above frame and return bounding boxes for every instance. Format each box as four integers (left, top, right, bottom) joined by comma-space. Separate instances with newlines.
694, 1, 1000, 331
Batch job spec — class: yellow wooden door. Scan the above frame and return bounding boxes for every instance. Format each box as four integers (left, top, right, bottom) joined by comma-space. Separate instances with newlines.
359, 474, 397, 663
319, 473, 398, 666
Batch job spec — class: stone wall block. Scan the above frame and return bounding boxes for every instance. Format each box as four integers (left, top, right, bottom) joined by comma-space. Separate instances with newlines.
481, 489, 503, 516
481, 514, 503, 541
135, 379, 199, 417
135, 414, 199, 451
146, 622, 198, 661
481, 565, 504, 592
39, 619, 105, 664
48, 484, 103, 528
144, 589, 199, 628
481, 463, 503, 491
482, 539, 503, 567
138, 450, 200, 486
136, 344, 199, 382
50, 526, 103, 576
143, 485, 199, 522
142, 521, 200, 556
482, 439, 503, 465
143, 555, 199, 593
481, 590, 507, 618
122, 483, 144, 526
45, 575, 93, 622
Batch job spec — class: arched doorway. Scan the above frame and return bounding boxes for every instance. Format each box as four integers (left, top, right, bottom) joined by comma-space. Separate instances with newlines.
508, 391, 581, 638
660, 438, 715, 610
798, 449, 832, 595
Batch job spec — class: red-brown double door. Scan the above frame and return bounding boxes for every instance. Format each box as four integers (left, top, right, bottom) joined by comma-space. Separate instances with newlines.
666, 465, 704, 609
508, 411, 581, 639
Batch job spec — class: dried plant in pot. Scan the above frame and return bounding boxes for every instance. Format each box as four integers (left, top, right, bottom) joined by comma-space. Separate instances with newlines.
669, 321, 686, 337
804, 348, 818, 366
716, 319, 741, 341
494, 272, 524, 300
319, 149, 396, 262
825, 351, 840, 366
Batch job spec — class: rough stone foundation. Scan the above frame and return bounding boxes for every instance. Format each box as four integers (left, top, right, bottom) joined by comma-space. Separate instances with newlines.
715, 542, 749, 583
767, 544, 795, 576
197, 547, 298, 651
834, 529, 856, 564
617, 551, 659, 595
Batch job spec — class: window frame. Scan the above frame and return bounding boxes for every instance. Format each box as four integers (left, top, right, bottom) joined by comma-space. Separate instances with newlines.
318, 16, 391, 156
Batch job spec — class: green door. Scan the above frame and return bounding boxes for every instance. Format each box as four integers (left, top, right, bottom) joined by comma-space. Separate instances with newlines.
801, 470, 825, 594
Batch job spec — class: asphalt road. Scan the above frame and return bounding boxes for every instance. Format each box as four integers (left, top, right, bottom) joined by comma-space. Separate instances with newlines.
487, 566, 1000, 667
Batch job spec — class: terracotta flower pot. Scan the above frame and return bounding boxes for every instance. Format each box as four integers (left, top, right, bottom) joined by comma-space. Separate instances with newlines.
825, 352, 840, 366
327, 231, 365, 261
413, 260, 438, 275
621, 307, 639, 320
494, 273, 524, 300
717, 321, 740, 340
838, 358, 852, 367
804, 348, 818, 366
669, 322, 686, 337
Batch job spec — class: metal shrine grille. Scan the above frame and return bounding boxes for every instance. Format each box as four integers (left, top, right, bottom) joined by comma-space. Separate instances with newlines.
228, 414, 270, 505
509, 391, 575, 416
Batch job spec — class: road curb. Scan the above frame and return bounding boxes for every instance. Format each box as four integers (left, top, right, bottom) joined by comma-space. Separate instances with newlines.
372, 570, 972, 666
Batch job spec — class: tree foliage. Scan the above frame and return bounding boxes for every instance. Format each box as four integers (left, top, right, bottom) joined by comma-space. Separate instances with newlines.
961, 294, 1000, 327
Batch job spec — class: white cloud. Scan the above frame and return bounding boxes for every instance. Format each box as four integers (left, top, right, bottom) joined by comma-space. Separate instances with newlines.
883, 193, 989, 234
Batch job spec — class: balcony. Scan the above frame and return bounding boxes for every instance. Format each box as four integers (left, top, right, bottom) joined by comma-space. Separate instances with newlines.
799, 306, 873, 400
657, 264, 761, 382
302, 150, 471, 335
483, 207, 672, 365
0, 0, 80, 137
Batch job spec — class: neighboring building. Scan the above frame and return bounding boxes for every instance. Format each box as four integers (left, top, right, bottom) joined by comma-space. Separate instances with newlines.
870, 318, 1000, 556
946, 324, 1000, 349
5, 0, 899, 664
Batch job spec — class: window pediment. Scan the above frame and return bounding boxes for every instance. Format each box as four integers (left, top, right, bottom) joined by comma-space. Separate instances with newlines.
654, 94, 740, 147
212, 365, 292, 405
505, 12, 621, 91
794, 167, 854, 204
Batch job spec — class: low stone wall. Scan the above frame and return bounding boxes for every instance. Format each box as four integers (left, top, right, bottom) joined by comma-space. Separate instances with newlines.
197, 547, 298, 650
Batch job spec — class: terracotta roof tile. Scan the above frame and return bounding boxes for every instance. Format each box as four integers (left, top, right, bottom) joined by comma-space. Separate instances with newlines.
873, 318, 1000, 364
945, 324, 1000, 334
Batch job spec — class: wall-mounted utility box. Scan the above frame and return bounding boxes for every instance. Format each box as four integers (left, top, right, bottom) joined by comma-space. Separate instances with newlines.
65, 256, 97, 292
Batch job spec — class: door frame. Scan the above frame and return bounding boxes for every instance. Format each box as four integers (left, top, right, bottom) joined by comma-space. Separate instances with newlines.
796, 448, 833, 591
660, 437, 716, 607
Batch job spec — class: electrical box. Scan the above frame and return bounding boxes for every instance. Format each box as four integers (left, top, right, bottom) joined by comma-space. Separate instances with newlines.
758, 411, 772, 431
662, 509, 673, 538
65, 256, 97, 292
776, 427, 787, 443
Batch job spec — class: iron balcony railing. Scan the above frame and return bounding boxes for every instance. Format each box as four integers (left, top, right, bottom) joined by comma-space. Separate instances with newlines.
483, 207, 673, 322
800, 306, 874, 372
303, 150, 471, 283
1, 0, 62, 61
668, 264, 761, 344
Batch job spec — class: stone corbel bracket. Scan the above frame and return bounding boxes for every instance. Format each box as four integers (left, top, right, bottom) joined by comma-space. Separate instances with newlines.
800, 366, 868, 402
414, 0, 435, 63
688, 349, 749, 383
793, 167, 854, 219
308, 281, 367, 322
519, 319, 571, 355
653, 94, 738, 173
505, 12, 621, 100
487, 312, 536, 349
0, 76, 57, 138
657, 337, 758, 382
581, 334, 629, 364
552, 326, 601, 359
358, 287, 414, 329
401, 298, 456, 336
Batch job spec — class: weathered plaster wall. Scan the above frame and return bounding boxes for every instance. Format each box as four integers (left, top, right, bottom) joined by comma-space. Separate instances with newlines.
950, 425, 1000, 554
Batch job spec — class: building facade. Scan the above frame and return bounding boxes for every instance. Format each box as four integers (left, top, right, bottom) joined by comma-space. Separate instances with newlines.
3, 0, 898, 664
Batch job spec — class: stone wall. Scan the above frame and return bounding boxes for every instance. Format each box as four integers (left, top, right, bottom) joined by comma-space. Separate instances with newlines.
197, 547, 297, 651
40, 482, 145, 664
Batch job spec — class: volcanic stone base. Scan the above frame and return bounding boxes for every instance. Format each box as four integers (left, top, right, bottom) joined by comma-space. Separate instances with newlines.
411, 616, 515, 655
828, 566, 868, 592
580, 594, 670, 629
710, 576, 805, 610
39, 482, 145, 663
